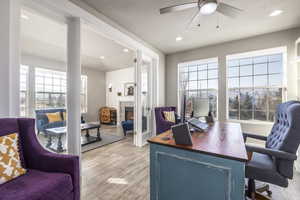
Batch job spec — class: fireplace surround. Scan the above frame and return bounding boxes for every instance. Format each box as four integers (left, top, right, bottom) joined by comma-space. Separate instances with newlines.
119, 101, 134, 123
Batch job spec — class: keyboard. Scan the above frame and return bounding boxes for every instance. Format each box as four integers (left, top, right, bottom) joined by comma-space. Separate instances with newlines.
188, 118, 209, 131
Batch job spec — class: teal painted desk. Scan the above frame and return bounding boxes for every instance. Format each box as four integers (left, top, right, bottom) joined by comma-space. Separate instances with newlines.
148, 122, 248, 200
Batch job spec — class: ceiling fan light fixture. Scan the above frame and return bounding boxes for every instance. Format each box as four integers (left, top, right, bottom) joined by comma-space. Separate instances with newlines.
200, 1, 218, 15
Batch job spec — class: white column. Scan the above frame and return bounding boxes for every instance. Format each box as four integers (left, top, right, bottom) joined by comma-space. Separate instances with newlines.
67, 17, 82, 156
134, 50, 142, 147
0, 0, 21, 117
218, 55, 227, 122
296, 39, 300, 172
28, 66, 36, 117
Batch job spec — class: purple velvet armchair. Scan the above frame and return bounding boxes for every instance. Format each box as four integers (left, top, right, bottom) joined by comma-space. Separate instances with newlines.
155, 107, 179, 135
0, 118, 80, 200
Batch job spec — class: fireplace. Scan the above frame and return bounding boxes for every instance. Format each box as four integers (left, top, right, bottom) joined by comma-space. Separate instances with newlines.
125, 107, 134, 121
119, 101, 134, 123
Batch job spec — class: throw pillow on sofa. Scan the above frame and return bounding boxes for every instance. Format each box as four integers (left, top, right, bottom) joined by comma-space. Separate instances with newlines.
0, 133, 26, 184
46, 112, 62, 123
63, 112, 67, 121
163, 111, 176, 123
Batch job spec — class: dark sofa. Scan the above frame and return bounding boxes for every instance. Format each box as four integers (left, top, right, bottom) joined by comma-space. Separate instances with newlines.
35, 108, 66, 134
35, 108, 85, 134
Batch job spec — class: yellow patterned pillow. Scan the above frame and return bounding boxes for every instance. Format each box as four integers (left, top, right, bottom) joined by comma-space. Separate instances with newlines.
0, 133, 26, 184
163, 111, 176, 123
63, 112, 67, 121
46, 112, 62, 123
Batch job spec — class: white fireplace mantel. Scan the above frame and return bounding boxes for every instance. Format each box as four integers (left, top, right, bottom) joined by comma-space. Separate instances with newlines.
119, 101, 134, 124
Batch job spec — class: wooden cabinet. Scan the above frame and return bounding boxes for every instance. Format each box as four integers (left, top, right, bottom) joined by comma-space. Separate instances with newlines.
99, 107, 117, 125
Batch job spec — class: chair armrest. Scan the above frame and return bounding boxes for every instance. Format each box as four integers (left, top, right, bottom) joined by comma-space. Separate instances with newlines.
243, 132, 268, 142
31, 152, 80, 200
246, 144, 297, 161
29, 151, 79, 176
18, 118, 80, 199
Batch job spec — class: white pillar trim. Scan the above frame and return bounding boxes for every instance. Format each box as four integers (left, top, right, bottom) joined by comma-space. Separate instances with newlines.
67, 17, 82, 156
0, 0, 21, 117
134, 50, 142, 147
9, 0, 21, 117
218, 55, 227, 122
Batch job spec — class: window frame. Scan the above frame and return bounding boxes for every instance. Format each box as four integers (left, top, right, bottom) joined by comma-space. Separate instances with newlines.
177, 57, 219, 119
35, 67, 67, 110
226, 47, 287, 123
81, 75, 88, 114
20, 66, 88, 116
20, 65, 29, 117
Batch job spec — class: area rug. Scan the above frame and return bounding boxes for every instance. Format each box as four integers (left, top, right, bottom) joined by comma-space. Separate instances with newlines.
81, 133, 124, 153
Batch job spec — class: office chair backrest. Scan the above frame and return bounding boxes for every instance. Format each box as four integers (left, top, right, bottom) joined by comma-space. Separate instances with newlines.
266, 101, 300, 178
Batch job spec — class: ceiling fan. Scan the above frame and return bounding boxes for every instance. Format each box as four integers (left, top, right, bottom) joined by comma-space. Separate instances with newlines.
160, 0, 243, 27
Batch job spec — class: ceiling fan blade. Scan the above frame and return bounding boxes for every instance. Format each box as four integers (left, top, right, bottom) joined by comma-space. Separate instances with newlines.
216, 3, 243, 18
186, 10, 202, 30
160, 2, 198, 14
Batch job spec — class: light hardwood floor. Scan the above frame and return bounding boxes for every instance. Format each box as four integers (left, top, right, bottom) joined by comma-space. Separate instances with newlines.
82, 136, 149, 200
82, 134, 300, 200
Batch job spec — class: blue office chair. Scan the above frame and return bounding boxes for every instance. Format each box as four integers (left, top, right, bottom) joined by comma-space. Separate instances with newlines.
244, 101, 300, 200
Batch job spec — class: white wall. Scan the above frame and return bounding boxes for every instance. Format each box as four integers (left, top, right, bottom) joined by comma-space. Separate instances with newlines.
82, 67, 106, 122
158, 56, 166, 106
22, 54, 65, 70
166, 28, 300, 135
105, 67, 135, 121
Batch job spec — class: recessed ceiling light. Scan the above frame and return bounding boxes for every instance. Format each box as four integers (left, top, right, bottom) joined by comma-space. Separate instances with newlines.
123, 48, 129, 53
100, 56, 105, 60
176, 36, 183, 42
21, 14, 29, 20
269, 10, 283, 17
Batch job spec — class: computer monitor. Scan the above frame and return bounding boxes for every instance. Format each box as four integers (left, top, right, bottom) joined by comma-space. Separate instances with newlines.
192, 97, 209, 118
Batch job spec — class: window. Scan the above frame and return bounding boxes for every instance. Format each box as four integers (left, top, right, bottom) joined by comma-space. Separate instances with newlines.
20, 66, 88, 116
178, 58, 218, 117
227, 49, 285, 122
20, 65, 29, 117
35, 68, 66, 109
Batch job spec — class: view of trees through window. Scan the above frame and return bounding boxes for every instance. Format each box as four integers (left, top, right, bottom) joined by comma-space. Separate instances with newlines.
178, 59, 218, 118
227, 53, 283, 122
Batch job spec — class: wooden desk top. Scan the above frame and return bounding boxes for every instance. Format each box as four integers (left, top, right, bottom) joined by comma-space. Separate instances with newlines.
148, 122, 248, 162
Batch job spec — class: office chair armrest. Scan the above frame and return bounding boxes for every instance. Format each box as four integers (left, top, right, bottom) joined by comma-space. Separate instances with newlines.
246, 145, 297, 161
243, 132, 268, 141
